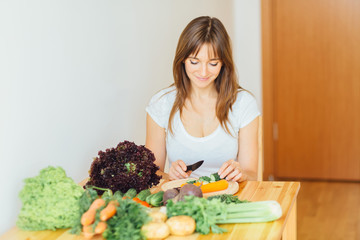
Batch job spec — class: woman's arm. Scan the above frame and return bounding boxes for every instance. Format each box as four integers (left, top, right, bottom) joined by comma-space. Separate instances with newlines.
237, 116, 259, 180
145, 114, 167, 171
218, 116, 259, 181
145, 113, 189, 179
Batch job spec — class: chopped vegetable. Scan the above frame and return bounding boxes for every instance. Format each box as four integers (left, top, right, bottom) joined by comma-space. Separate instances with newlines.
198, 176, 212, 184
200, 179, 229, 193
166, 196, 282, 234
17, 166, 84, 231
86, 141, 161, 194
210, 173, 221, 182
166, 216, 196, 236
187, 172, 222, 185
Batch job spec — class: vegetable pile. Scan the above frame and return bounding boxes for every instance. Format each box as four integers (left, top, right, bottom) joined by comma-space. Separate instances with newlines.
16, 163, 282, 238
86, 141, 161, 194
72, 187, 198, 240
166, 196, 283, 234
71, 187, 151, 240
17, 166, 84, 230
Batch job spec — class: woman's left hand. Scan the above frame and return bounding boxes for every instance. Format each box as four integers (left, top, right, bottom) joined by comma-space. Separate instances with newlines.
218, 159, 245, 182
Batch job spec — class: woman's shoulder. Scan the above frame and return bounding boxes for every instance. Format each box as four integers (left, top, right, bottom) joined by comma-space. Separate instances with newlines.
148, 85, 176, 105
233, 90, 258, 108
230, 89, 260, 129
146, 86, 176, 129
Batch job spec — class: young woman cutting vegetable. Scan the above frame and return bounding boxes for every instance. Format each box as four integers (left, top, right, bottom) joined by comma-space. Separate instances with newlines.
146, 16, 260, 182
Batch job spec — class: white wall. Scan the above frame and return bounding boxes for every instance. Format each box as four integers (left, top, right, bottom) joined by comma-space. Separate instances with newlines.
0, 0, 261, 234
233, 0, 262, 110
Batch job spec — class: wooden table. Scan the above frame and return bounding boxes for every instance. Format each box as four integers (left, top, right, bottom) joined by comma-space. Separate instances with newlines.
1, 176, 300, 240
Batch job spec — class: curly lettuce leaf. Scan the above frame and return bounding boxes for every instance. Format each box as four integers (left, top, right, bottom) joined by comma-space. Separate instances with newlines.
17, 166, 84, 231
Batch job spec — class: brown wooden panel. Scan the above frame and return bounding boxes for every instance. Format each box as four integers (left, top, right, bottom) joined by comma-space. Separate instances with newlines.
273, 0, 360, 180
298, 181, 360, 239
261, 0, 275, 180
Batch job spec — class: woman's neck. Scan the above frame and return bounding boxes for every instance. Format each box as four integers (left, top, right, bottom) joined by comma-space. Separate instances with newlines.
189, 84, 218, 101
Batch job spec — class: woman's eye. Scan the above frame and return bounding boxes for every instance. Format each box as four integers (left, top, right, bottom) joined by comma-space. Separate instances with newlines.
190, 60, 198, 65
209, 62, 218, 66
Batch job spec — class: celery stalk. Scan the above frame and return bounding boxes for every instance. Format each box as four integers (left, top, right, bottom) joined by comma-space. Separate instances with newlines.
215, 200, 282, 224
166, 196, 283, 235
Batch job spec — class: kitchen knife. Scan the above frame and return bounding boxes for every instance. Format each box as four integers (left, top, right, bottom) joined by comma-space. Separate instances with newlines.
185, 160, 204, 173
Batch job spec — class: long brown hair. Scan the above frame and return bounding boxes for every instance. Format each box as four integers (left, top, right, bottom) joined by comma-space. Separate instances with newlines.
169, 16, 244, 135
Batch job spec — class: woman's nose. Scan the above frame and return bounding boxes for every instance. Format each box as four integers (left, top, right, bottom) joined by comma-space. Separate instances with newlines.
200, 64, 208, 76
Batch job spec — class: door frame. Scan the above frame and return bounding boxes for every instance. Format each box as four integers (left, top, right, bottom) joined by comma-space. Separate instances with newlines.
261, 0, 275, 180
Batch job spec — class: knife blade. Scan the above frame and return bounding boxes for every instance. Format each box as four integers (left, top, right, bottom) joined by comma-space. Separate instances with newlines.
186, 160, 204, 173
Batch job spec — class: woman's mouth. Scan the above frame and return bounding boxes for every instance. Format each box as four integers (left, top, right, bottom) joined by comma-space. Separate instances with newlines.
196, 76, 209, 81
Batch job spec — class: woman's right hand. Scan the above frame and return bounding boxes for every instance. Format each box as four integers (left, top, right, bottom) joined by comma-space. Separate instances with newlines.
169, 160, 190, 180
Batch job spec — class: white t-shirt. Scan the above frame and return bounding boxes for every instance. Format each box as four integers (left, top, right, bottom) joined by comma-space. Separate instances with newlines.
146, 86, 260, 178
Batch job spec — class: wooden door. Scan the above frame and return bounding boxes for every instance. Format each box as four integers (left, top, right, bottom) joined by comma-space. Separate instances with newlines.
262, 0, 360, 180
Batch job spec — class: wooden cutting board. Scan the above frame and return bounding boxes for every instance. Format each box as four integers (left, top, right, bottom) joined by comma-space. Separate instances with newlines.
161, 178, 239, 198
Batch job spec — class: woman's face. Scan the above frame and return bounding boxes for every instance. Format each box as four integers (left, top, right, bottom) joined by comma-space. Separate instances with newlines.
184, 44, 222, 92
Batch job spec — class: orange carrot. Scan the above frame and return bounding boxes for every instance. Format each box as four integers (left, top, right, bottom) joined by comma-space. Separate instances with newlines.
81, 210, 96, 226
132, 197, 142, 203
81, 198, 106, 226
140, 201, 150, 207
100, 200, 119, 221
89, 198, 106, 210
94, 221, 107, 234
200, 180, 229, 193
132, 197, 150, 207
82, 225, 94, 239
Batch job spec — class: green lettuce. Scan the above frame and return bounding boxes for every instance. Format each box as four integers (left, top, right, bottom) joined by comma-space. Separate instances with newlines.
17, 166, 84, 230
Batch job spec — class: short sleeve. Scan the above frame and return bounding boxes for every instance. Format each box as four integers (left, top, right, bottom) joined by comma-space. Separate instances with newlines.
233, 91, 261, 129
145, 87, 175, 129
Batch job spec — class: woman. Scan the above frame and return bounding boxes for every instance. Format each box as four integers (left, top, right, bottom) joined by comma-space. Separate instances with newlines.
146, 16, 260, 182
